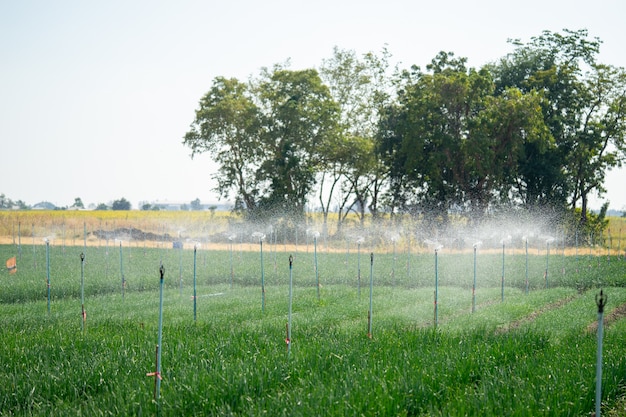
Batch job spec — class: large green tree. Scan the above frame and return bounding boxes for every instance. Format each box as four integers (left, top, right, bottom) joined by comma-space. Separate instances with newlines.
491, 29, 626, 223
378, 52, 549, 224
319, 47, 393, 231
184, 68, 339, 220
183, 77, 261, 212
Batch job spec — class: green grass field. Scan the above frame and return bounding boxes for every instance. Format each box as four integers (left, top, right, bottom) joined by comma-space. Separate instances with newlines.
1, 240, 626, 416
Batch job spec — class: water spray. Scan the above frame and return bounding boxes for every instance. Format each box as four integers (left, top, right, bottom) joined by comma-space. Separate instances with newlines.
544, 237, 554, 288
390, 234, 399, 287
472, 241, 482, 313
252, 232, 266, 312
356, 237, 364, 299
524, 237, 529, 295
228, 234, 236, 288
313, 233, 320, 301
367, 253, 374, 338
118, 241, 125, 300
500, 236, 511, 302
80, 252, 86, 332
595, 289, 607, 417
425, 241, 444, 327
287, 255, 293, 355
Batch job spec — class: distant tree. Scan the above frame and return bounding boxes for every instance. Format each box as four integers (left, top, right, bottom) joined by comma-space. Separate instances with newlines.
184, 67, 340, 220
190, 198, 202, 210
95, 203, 108, 210
71, 197, 84, 209
141, 203, 152, 211
111, 198, 131, 210
0, 193, 13, 209
15, 200, 29, 210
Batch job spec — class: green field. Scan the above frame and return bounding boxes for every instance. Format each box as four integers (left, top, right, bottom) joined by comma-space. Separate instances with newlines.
1, 241, 626, 416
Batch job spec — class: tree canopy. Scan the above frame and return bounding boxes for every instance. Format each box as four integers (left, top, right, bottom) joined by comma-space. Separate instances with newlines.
184, 29, 626, 232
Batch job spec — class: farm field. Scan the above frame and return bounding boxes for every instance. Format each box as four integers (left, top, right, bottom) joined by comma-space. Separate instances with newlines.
1, 232, 626, 416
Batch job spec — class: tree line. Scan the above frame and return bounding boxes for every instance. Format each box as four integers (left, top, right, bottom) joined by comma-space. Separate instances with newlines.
183, 29, 626, 235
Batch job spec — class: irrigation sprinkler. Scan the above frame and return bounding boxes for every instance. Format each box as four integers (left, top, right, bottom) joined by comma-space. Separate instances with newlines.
523, 237, 529, 295
367, 253, 374, 338
312, 232, 320, 301
433, 244, 442, 328
252, 232, 267, 312
32, 224, 36, 270
356, 237, 364, 299
606, 228, 612, 263
193, 245, 197, 322
472, 241, 482, 313
595, 289, 607, 417
18, 222, 21, 260
45, 238, 51, 314
575, 230, 579, 273
287, 255, 293, 355
118, 241, 125, 300
545, 237, 554, 288
390, 234, 399, 287
500, 236, 511, 302
147, 265, 165, 401
228, 234, 237, 288
80, 252, 86, 332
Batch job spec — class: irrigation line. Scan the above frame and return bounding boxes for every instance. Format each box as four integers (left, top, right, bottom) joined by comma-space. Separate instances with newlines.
193, 246, 197, 322
46, 240, 50, 314
287, 255, 293, 356
314, 237, 319, 301
596, 290, 607, 417
80, 252, 86, 332
368, 253, 374, 338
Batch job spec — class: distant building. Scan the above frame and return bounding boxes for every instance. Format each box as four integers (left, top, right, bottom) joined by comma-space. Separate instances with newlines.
32, 201, 57, 210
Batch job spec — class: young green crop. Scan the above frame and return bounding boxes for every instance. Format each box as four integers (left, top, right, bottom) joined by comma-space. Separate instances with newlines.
1, 243, 626, 416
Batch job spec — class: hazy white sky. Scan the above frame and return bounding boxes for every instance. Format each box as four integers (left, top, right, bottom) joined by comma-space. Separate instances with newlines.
1, 0, 625, 210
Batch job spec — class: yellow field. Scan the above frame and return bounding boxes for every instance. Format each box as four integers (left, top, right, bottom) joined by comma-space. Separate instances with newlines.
0, 210, 624, 255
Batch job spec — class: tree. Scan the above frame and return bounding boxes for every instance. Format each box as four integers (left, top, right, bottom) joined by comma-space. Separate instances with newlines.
95, 203, 108, 210
253, 67, 340, 219
190, 198, 202, 211
318, 47, 393, 231
71, 197, 84, 209
184, 67, 340, 221
184, 77, 262, 213
378, 51, 550, 224
491, 29, 626, 223
111, 198, 131, 210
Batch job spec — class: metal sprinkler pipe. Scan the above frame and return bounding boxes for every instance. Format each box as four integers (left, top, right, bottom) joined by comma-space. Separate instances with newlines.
46, 239, 50, 314
525, 238, 529, 295
595, 289, 607, 417
434, 245, 442, 327
472, 244, 477, 313
314, 236, 320, 301
368, 253, 374, 338
287, 255, 293, 355
149, 265, 165, 401
193, 245, 197, 322
119, 242, 125, 300
80, 252, 86, 331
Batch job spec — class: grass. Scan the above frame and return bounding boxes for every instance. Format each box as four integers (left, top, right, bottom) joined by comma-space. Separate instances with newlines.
1, 238, 626, 416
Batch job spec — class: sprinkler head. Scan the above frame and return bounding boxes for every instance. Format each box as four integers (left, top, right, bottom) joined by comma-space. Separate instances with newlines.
473, 241, 482, 249
251, 232, 266, 242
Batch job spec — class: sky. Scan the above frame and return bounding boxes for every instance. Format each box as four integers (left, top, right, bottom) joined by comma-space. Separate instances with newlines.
1, 0, 625, 211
